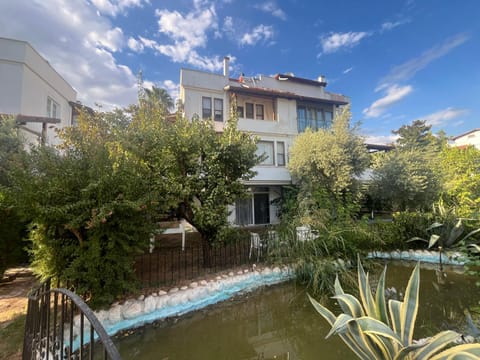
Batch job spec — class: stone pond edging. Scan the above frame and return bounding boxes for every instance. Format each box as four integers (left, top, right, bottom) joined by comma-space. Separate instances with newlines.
69, 265, 294, 350
367, 249, 466, 266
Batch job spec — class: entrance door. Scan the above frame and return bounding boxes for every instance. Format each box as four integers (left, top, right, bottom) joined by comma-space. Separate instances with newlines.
254, 193, 270, 225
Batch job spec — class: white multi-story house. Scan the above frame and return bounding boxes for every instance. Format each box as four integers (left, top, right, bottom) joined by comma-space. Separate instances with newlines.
0, 37, 77, 145
452, 128, 480, 150
179, 57, 349, 226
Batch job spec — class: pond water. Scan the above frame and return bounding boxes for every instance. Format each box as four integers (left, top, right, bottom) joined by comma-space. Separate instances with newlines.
114, 262, 480, 360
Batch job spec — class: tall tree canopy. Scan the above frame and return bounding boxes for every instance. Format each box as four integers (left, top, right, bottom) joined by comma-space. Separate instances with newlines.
8, 96, 260, 304
368, 120, 444, 212
288, 106, 369, 220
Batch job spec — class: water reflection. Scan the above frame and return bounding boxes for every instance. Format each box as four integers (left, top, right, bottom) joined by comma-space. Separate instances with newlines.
115, 262, 480, 360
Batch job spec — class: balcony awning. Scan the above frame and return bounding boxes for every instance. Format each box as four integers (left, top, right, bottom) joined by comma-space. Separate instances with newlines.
224, 85, 349, 105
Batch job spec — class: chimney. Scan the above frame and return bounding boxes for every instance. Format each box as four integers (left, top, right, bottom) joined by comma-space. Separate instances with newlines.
223, 56, 230, 78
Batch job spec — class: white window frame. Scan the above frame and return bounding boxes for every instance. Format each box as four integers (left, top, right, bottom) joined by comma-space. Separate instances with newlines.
47, 97, 60, 119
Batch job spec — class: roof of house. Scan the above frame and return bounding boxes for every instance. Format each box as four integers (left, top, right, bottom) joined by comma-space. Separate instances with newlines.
224, 84, 349, 105
274, 73, 327, 87
452, 128, 480, 140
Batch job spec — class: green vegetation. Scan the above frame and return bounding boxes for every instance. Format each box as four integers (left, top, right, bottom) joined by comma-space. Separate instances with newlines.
0, 116, 28, 278
4, 92, 259, 308
309, 259, 480, 359
0, 314, 26, 360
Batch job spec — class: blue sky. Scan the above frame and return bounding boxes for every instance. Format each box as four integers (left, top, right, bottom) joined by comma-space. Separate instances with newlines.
1, 0, 479, 144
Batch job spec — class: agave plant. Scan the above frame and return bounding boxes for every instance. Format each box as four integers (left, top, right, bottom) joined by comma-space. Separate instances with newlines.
309, 257, 480, 359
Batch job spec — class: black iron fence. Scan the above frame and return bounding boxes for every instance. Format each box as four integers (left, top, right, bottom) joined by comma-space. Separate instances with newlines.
23, 278, 121, 360
135, 237, 263, 288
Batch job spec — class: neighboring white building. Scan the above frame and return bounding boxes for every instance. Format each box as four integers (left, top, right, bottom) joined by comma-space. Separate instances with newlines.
179, 57, 349, 226
0, 37, 77, 145
452, 128, 480, 150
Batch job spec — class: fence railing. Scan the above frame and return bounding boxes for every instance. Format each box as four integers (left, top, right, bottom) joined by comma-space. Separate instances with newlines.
135, 237, 262, 288
23, 278, 121, 360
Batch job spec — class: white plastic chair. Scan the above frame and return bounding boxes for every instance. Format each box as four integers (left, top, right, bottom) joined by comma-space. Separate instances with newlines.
249, 232, 262, 261
296, 226, 311, 242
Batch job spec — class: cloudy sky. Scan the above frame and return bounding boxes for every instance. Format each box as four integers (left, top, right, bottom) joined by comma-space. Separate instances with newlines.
1, 0, 479, 143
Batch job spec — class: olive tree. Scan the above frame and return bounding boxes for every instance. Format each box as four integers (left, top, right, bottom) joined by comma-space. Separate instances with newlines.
288, 106, 370, 222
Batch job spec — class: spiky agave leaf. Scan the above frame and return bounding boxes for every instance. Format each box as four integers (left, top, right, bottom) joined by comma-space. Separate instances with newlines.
357, 254, 378, 318
413, 330, 460, 360
308, 294, 371, 360
400, 262, 420, 345
429, 344, 480, 360
375, 265, 391, 327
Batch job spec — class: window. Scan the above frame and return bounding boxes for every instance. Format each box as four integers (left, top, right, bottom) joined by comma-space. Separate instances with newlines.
234, 191, 270, 225
202, 97, 212, 119
324, 111, 333, 127
235, 198, 252, 225
297, 104, 334, 132
214, 98, 223, 122
277, 142, 285, 166
47, 97, 59, 118
246, 103, 254, 119
255, 104, 264, 120
237, 106, 244, 118
256, 141, 274, 165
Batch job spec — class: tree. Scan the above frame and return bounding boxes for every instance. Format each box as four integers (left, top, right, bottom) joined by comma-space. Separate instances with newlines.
368, 120, 444, 212
439, 145, 480, 216
11, 110, 162, 308
126, 104, 260, 265
0, 115, 28, 277
288, 106, 369, 221
142, 86, 174, 113
392, 119, 439, 150
369, 148, 441, 211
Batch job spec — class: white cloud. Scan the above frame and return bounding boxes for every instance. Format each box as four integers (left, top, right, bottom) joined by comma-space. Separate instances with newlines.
90, 0, 148, 16
143, 2, 229, 71
377, 33, 469, 91
255, 1, 286, 20
240, 25, 274, 46
88, 27, 124, 52
364, 134, 398, 145
127, 37, 144, 52
162, 80, 180, 102
363, 84, 413, 118
380, 19, 410, 32
343, 67, 353, 74
0, 0, 139, 109
155, 5, 217, 48
320, 31, 370, 54
421, 107, 469, 127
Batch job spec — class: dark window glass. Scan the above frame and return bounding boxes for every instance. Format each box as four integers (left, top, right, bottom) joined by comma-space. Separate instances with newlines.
214, 98, 223, 122
246, 103, 254, 119
202, 97, 212, 119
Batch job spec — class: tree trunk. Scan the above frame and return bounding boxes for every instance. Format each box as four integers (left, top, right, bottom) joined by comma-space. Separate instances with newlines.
201, 234, 213, 268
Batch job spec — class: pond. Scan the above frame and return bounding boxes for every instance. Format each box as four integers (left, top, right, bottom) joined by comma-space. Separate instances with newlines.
114, 262, 480, 360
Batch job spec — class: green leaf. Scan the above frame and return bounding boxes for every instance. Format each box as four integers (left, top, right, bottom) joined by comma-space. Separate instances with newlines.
375, 265, 390, 327
357, 255, 378, 318
332, 294, 365, 318
389, 299, 403, 338
308, 293, 336, 326
400, 262, 420, 345
428, 234, 441, 249
427, 222, 444, 231
429, 344, 480, 360
414, 330, 460, 360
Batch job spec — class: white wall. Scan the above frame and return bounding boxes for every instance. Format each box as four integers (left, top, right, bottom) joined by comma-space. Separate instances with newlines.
453, 130, 480, 149
0, 38, 76, 145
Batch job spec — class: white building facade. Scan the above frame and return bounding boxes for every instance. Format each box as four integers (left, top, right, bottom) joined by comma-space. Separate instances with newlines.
180, 58, 349, 226
452, 129, 480, 150
0, 37, 77, 145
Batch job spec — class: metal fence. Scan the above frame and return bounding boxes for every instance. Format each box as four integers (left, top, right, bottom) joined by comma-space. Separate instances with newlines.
23, 278, 121, 360
135, 237, 262, 288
